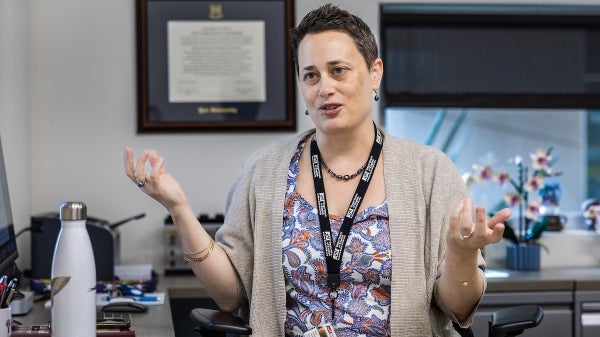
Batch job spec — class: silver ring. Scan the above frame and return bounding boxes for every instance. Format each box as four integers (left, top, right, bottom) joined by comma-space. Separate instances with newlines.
460, 229, 474, 240
136, 179, 147, 188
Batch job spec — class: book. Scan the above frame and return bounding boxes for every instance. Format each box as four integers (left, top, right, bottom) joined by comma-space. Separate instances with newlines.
11, 325, 51, 336
11, 325, 135, 336
96, 329, 136, 336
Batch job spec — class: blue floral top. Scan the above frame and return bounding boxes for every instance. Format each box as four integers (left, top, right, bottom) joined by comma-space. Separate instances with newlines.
282, 140, 392, 337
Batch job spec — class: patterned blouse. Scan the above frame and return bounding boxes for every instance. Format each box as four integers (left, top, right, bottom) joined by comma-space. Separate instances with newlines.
282, 140, 392, 337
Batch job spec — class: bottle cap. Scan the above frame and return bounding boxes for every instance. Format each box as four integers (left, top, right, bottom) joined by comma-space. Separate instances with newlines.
60, 201, 87, 220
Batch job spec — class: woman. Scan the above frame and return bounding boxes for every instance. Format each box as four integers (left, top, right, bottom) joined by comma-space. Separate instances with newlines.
124, 4, 509, 336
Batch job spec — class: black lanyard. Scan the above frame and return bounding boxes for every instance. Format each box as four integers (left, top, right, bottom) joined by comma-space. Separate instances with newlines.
310, 124, 383, 318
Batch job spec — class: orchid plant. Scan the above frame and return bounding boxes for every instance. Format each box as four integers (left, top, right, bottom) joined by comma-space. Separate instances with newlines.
463, 147, 562, 245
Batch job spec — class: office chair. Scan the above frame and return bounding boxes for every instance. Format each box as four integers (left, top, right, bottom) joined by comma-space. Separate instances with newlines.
190, 304, 543, 337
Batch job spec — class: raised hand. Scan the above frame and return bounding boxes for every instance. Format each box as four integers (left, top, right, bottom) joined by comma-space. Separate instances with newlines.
123, 147, 188, 212
448, 198, 510, 252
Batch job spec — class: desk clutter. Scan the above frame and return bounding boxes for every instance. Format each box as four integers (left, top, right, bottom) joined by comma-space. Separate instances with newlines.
24, 203, 159, 337
21, 264, 161, 336
12, 311, 137, 336
9, 306, 140, 337
0, 275, 19, 309
30, 263, 158, 295
30, 264, 160, 311
0, 271, 32, 316
12, 327, 135, 336
29, 212, 146, 282
96, 282, 165, 307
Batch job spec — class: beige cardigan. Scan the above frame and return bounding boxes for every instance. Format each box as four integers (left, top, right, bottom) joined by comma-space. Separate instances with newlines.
216, 128, 482, 336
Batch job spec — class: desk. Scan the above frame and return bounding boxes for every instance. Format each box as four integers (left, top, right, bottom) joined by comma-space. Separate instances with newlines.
17, 275, 208, 337
17, 268, 600, 337
478, 267, 600, 337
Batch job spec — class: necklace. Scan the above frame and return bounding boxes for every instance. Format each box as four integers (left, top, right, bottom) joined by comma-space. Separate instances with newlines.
320, 158, 368, 181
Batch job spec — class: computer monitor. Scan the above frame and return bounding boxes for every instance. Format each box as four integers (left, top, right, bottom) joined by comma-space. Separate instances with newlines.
0, 135, 19, 278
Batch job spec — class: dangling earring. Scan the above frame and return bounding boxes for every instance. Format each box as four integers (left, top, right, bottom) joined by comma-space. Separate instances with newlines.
373, 89, 380, 102
305, 110, 309, 116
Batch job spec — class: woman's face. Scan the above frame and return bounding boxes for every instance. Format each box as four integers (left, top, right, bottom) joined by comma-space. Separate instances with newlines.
297, 30, 382, 134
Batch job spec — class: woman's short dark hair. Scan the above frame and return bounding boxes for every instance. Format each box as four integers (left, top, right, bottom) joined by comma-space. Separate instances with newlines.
290, 3, 379, 74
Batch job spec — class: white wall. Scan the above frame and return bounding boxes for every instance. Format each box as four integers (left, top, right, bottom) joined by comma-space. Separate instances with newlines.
0, 0, 30, 270
2, 0, 600, 273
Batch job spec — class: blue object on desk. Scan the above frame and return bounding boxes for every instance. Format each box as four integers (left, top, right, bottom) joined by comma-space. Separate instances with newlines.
117, 284, 158, 301
119, 284, 144, 297
136, 295, 158, 302
32, 274, 158, 296
104, 295, 158, 302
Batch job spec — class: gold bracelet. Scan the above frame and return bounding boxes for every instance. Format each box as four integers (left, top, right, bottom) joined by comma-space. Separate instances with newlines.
183, 239, 215, 263
450, 272, 480, 287
185, 239, 213, 256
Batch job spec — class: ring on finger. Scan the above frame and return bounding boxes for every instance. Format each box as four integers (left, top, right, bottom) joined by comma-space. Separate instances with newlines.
459, 228, 475, 240
136, 178, 148, 188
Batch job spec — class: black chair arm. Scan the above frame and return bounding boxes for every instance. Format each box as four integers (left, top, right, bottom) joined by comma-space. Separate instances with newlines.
190, 305, 543, 337
489, 304, 544, 337
190, 308, 252, 336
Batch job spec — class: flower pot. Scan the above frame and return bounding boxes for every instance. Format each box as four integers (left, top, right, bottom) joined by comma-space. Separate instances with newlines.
506, 243, 540, 271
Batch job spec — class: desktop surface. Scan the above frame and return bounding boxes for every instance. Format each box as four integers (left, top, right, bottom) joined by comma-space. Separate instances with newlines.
17, 268, 600, 337
18, 275, 205, 337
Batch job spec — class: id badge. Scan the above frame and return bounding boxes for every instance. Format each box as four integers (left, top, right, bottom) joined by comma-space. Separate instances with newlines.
304, 323, 337, 337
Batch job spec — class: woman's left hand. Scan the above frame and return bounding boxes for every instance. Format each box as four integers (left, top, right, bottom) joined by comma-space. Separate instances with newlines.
448, 198, 511, 252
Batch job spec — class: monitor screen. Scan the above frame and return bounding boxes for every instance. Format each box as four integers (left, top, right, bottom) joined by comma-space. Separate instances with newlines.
0, 136, 19, 278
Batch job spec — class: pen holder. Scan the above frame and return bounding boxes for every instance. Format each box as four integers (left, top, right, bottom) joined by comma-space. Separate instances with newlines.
0, 306, 11, 337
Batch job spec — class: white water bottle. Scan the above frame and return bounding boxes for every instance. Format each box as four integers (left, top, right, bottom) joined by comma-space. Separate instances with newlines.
51, 201, 96, 337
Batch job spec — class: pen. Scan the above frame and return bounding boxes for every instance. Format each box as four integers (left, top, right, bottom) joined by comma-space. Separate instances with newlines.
0, 287, 5, 303
4, 278, 17, 307
0, 275, 7, 298
4, 281, 17, 306
0, 278, 12, 308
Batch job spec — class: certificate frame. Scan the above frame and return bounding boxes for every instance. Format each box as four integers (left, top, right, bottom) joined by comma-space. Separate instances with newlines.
136, 0, 296, 132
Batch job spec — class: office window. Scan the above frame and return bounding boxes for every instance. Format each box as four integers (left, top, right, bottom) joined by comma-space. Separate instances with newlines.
383, 108, 585, 213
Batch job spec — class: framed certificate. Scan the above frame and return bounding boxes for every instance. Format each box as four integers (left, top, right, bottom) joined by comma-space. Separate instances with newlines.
136, 0, 296, 132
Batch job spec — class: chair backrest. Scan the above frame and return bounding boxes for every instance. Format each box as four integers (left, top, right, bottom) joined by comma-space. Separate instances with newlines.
190, 308, 252, 337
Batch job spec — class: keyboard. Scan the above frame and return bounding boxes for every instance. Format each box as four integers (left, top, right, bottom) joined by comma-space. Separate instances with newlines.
96, 311, 132, 329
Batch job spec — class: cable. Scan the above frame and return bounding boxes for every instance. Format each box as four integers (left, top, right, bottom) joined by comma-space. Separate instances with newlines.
14, 227, 30, 239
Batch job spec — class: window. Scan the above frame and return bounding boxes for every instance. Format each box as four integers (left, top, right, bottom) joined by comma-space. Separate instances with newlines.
384, 108, 585, 213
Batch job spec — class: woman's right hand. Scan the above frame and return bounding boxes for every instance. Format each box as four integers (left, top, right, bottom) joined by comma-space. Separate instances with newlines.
123, 147, 188, 213
124, 147, 242, 311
